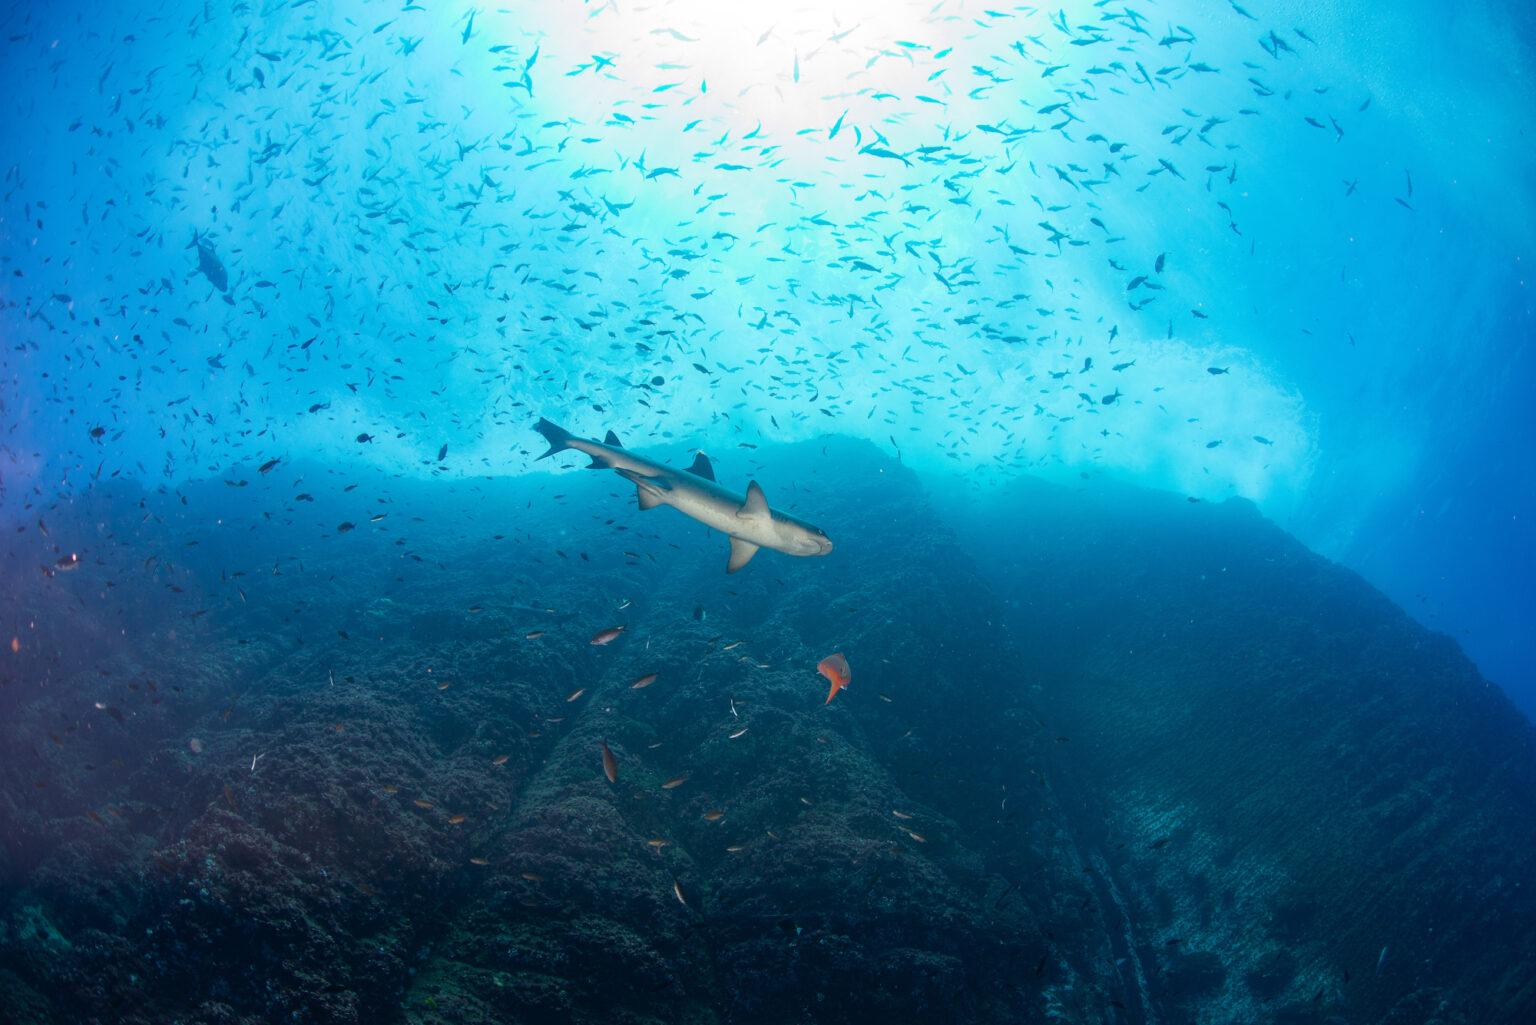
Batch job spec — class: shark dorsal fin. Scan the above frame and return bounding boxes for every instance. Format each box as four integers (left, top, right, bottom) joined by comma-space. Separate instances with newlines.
604, 430, 624, 448
738, 481, 769, 520
686, 452, 716, 481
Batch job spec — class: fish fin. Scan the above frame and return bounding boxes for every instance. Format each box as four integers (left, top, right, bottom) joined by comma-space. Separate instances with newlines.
615, 467, 670, 489
616, 468, 669, 510
636, 484, 665, 511
604, 430, 624, 448
737, 480, 769, 519
727, 536, 759, 573
533, 418, 575, 460
686, 452, 716, 481
825, 680, 840, 704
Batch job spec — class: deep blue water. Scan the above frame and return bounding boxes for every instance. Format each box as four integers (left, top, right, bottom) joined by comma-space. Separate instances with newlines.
2, 0, 1530, 712
1, 4, 1535, 1023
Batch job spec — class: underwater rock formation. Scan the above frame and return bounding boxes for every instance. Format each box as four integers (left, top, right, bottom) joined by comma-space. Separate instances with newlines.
2, 440, 1533, 1024
956, 476, 1536, 1024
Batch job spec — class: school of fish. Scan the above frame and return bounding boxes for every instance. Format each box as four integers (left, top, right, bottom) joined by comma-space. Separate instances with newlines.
0, 0, 1437, 919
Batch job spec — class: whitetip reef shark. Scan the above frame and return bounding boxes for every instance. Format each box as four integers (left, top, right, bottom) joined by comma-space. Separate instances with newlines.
534, 418, 833, 573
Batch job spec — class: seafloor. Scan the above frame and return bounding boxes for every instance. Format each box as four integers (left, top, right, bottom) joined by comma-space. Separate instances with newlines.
1, 439, 1532, 1024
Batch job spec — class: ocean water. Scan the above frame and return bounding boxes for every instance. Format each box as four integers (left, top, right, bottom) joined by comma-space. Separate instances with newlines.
1, 2, 1533, 1023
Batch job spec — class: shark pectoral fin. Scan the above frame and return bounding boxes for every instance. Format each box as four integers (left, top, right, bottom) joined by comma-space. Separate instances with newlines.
737, 480, 770, 520
727, 536, 760, 574
686, 452, 716, 481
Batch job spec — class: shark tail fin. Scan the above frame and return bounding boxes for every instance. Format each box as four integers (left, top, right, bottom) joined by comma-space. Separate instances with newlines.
534, 418, 575, 460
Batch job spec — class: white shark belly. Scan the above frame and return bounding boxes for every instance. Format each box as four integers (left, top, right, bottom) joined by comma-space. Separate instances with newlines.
663, 480, 783, 549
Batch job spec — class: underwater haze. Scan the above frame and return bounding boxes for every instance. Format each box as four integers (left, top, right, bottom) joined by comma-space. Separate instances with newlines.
3, 0, 1534, 704
2, 1, 1535, 1024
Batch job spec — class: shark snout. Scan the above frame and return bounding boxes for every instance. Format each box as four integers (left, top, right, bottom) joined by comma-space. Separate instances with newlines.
798, 531, 832, 556
786, 527, 833, 556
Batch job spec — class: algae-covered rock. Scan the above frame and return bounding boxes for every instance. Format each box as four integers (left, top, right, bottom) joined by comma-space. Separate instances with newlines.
2, 448, 1532, 1024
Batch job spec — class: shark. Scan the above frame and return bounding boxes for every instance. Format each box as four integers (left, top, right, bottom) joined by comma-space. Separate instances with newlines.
533, 418, 833, 573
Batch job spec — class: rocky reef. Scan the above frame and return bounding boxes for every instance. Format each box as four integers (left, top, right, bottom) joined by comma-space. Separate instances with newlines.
2, 439, 1533, 1023
952, 477, 1536, 1024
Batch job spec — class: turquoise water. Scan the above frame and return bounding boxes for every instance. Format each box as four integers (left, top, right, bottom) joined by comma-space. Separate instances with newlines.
1, 2, 1533, 1023
2, 0, 1531, 703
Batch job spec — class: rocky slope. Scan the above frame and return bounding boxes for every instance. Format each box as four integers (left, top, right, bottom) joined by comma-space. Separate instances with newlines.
2, 441, 1533, 1024
953, 477, 1536, 1025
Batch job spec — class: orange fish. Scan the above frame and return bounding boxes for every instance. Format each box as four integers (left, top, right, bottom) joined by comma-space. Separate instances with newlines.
630, 673, 658, 689
492, 754, 510, 766
590, 625, 626, 645
601, 740, 618, 783
469, 857, 490, 866
448, 814, 468, 825
817, 653, 851, 704
661, 775, 689, 790
8, 636, 18, 654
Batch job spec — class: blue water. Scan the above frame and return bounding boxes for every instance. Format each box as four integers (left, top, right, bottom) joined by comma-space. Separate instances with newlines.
1, 4, 1534, 1022
2, 0, 1530, 711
